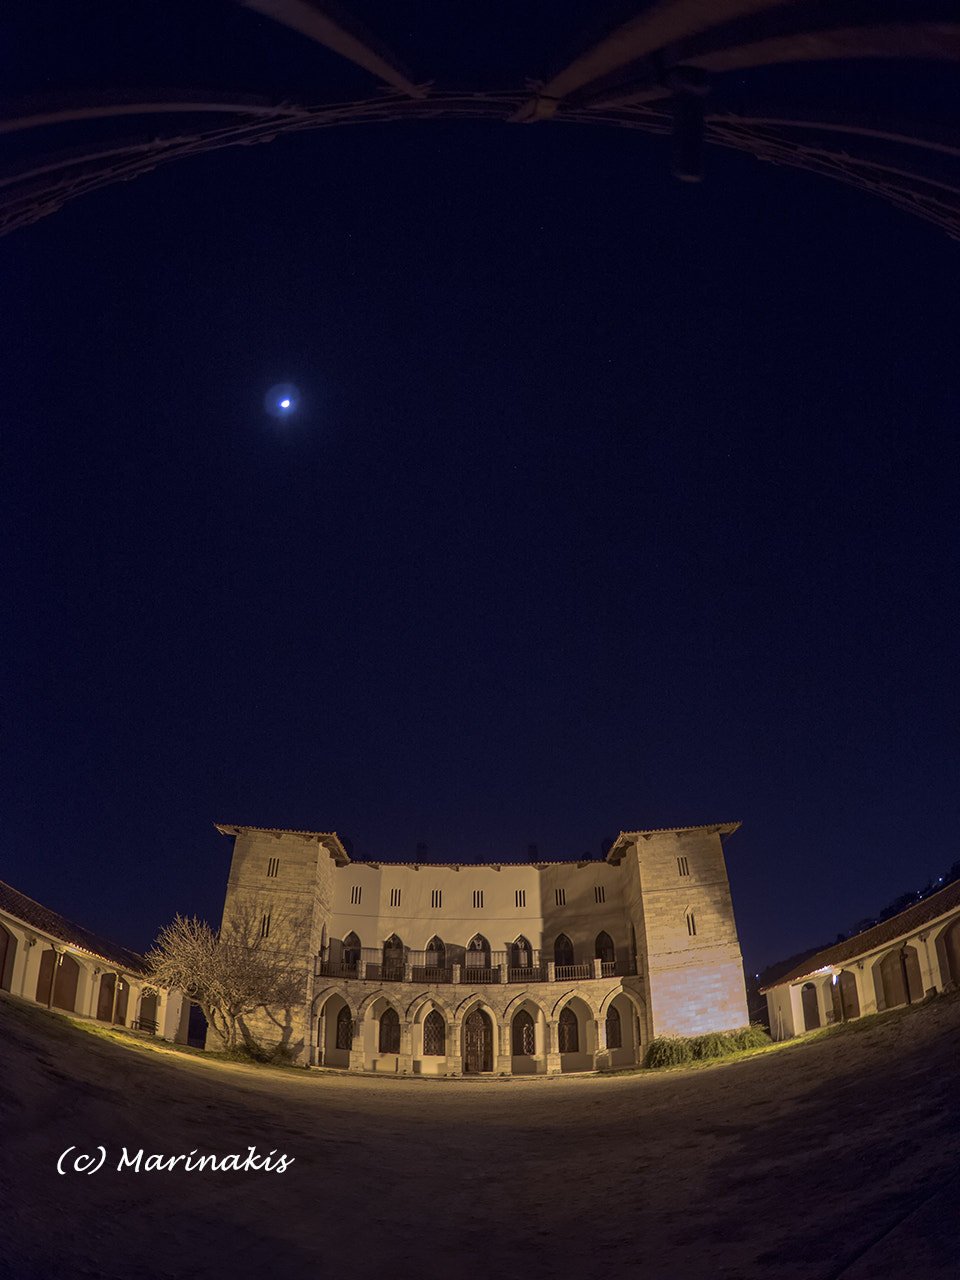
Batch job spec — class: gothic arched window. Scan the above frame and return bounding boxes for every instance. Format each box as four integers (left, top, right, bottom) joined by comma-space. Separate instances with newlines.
382, 935, 404, 980
595, 932, 615, 964
425, 936, 445, 968
512, 1009, 535, 1056
554, 934, 574, 967
336, 1005, 353, 1050
379, 1007, 400, 1053
510, 936, 532, 968
558, 1005, 579, 1053
423, 1009, 445, 1055
343, 932, 361, 965
466, 934, 491, 968
605, 1005, 621, 1049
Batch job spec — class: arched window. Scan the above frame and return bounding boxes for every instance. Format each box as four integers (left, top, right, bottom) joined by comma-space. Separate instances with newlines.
558, 1005, 579, 1053
510, 936, 532, 968
343, 932, 361, 965
605, 1005, 622, 1049
512, 1009, 535, 1056
425, 936, 445, 968
423, 1009, 445, 1055
382, 934, 404, 980
336, 1005, 353, 1050
554, 934, 574, 967
466, 934, 491, 968
379, 1007, 400, 1053
595, 932, 615, 964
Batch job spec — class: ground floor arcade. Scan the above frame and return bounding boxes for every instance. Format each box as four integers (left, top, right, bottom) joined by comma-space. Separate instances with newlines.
312, 978, 647, 1074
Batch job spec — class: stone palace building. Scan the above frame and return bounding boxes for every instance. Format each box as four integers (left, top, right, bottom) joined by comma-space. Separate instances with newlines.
215, 820, 750, 1073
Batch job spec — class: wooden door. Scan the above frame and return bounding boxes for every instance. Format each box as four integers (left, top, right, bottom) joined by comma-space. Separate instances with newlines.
463, 1009, 493, 1073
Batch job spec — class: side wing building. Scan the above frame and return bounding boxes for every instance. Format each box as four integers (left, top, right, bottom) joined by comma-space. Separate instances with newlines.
215, 819, 749, 1073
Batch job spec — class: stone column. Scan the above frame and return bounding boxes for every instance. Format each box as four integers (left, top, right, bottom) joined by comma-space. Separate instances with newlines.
499, 961, 509, 985
592, 958, 603, 980
315, 1009, 325, 1067
545, 1019, 562, 1074
546, 961, 556, 982
398, 1021, 414, 1074
348, 1019, 365, 1071
495, 1020, 512, 1074
816, 979, 833, 1025
593, 1017, 611, 1071
451, 963, 461, 984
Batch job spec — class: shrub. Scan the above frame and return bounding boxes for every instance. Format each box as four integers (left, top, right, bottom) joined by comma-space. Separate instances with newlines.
644, 1037, 693, 1068
690, 1031, 735, 1060
729, 1025, 772, 1051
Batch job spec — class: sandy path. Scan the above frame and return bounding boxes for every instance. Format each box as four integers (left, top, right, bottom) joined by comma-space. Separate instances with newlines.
1, 990, 959, 1279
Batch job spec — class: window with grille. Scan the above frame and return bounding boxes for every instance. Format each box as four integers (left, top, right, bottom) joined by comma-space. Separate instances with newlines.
431, 889, 442, 909
266, 857, 280, 877
423, 1009, 445, 1055
389, 888, 401, 907
472, 889, 484, 909
678, 856, 690, 877
686, 912, 697, 937
594, 885, 605, 903
259, 913, 271, 938
515, 889, 526, 908
335, 1006, 352, 1050
555, 888, 566, 906
605, 1005, 622, 1049
512, 1010, 535, 1056
378, 1008, 400, 1053
350, 885, 362, 905
558, 1006, 579, 1053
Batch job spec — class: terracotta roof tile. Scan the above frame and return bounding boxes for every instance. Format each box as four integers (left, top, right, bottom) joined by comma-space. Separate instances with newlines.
762, 878, 960, 990
0, 880, 147, 973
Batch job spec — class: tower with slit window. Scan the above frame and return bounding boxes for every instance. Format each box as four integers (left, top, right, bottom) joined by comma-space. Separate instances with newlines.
215, 820, 748, 1073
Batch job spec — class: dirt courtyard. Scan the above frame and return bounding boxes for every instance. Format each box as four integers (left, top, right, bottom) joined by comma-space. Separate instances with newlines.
1, 990, 959, 1280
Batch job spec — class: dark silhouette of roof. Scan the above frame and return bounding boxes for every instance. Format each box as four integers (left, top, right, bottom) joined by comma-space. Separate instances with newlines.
761, 878, 960, 990
0, 879, 147, 974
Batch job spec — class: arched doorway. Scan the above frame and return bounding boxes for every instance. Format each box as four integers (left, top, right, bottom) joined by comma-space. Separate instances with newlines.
874, 946, 923, 1010
138, 991, 158, 1032
96, 973, 129, 1024
36, 950, 80, 1012
937, 917, 960, 986
463, 1008, 493, 1074
0, 923, 15, 991
801, 982, 820, 1031
830, 970, 860, 1022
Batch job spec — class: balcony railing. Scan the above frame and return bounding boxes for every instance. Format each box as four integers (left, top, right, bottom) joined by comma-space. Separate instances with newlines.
317, 947, 637, 985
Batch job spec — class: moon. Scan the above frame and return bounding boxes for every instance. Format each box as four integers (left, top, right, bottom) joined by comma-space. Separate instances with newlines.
265, 383, 299, 418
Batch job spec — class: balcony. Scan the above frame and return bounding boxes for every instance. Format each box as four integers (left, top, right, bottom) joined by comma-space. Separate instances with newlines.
316, 948, 636, 985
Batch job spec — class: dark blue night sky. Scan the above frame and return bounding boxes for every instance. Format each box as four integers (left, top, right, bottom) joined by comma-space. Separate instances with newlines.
2, 2, 958, 977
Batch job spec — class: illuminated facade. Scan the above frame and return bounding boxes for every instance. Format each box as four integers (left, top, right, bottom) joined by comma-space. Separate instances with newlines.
216, 820, 749, 1073
762, 879, 960, 1040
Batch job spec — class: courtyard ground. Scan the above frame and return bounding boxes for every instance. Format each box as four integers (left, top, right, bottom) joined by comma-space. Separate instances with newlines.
1, 988, 958, 1279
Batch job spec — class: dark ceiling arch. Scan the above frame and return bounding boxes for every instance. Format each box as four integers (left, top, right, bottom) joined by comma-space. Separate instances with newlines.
1, 0, 957, 238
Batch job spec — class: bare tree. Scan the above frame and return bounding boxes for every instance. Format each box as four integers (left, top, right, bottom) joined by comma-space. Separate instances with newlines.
146, 903, 306, 1051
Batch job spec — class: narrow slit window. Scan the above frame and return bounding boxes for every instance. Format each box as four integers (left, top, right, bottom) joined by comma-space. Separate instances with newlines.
389, 888, 401, 908
594, 885, 605, 904
431, 889, 442, 909
266, 857, 280, 878
350, 885, 362, 905
472, 889, 484, 909
686, 912, 697, 937
678, 856, 690, 877
515, 889, 526, 908
555, 888, 566, 906
260, 913, 271, 939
